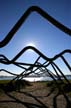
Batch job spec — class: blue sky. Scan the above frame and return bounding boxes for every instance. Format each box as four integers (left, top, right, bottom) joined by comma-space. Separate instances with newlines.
0, 0, 71, 75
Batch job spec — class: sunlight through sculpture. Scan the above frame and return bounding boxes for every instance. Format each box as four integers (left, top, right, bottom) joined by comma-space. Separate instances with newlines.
0, 6, 71, 87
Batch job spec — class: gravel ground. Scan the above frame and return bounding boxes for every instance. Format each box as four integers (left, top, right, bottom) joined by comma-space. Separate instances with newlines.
0, 82, 71, 108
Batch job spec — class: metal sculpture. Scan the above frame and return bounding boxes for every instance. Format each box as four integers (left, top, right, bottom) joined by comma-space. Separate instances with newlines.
0, 6, 71, 86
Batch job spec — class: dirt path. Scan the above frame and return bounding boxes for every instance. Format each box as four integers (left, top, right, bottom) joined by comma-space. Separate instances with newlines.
0, 82, 71, 108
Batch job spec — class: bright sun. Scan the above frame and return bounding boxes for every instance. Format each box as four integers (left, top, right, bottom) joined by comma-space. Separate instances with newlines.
25, 42, 36, 52
26, 42, 36, 47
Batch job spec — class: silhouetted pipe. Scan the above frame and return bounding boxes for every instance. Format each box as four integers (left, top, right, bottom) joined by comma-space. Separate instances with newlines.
51, 63, 64, 84
52, 62, 70, 84
11, 46, 71, 63
61, 55, 71, 71
0, 46, 71, 66
0, 6, 71, 48
0, 69, 18, 76
0, 47, 71, 85
11, 46, 50, 62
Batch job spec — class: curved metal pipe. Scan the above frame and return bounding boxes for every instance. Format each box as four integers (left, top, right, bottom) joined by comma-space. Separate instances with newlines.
0, 6, 71, 48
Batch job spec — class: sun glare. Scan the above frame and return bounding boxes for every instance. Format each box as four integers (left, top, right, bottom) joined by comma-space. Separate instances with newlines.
26, 42, 36, 47
25, 42, 36, 52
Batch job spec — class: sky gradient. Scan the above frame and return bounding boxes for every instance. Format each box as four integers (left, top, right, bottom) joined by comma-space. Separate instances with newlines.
0, 0, 71, 75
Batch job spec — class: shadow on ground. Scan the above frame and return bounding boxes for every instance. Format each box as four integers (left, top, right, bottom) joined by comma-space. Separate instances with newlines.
0, 79, 31, 92
0, 80, 71, 108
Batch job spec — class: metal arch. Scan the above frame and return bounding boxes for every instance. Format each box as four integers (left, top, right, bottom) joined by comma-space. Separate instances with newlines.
0, 6, 71, 88
0, 6, 71, 48
0, 47, 71, 84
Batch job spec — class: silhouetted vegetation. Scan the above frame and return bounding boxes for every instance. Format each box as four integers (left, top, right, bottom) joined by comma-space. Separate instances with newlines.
47, 80, 71, 95
0, 79, 31, 92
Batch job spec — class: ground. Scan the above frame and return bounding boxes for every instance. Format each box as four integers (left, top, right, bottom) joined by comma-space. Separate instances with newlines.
0, 81, 71, 108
